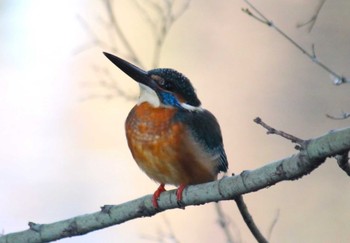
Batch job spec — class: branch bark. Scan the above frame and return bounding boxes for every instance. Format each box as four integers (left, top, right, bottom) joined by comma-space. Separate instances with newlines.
1, 127, 349, 243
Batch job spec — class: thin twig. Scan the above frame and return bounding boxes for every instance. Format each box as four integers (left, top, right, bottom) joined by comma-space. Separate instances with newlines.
296, 0, 326, 33
79, 64, 137, 102
254, 117, 304, 148
267, 210, 279, 241
74, 14, 112, 55
235, 196, 268, 243
172, 0, 191, 20
139, 215, 180, 243
104, 0, 144, 67
78, 0, 191, 102
162, 215, 180, 243
242, 0, 350, 85
215, 203, 236, 243
326, 112, 350, 120
133, 1, 158, 36
79, 94, 116, 101
133, 0, 191, 68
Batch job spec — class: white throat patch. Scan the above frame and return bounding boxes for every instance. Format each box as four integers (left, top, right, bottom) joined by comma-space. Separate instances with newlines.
137, 83, 203, 112
180, 103, 203, 111
137, 84, 160, 107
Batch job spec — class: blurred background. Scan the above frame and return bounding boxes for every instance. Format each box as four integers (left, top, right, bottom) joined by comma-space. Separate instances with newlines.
1, 0, 350, 242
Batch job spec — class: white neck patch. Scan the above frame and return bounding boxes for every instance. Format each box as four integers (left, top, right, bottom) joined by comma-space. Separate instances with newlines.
180, 102, 203, 112
137, 83, 203, 112
137, 84, 160, 107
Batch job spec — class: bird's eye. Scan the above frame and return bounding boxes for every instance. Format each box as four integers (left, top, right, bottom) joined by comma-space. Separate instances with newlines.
164, 81, 174, 91
151, 75, 174, 91
158, 78, 166, 86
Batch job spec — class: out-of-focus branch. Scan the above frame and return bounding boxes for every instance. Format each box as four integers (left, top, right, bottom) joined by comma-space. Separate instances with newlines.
242, 0, 350, 86
326, 112, 350, 120
139, 215, 180, 243
267, 210, 279, 241
235, 196, 268, 243
77, 0, 191, 101
74, 15, 112, 54
215, 203, 236, 243
296, 0, 326, 33
1, 126, 350, 243
104, 0, 144, 67
133, 0, 191, 68
79, 65, 137, 102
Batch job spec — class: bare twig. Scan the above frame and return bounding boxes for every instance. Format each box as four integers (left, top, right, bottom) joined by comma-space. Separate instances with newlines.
335, 151, 350, 176
215, 203, 236, 243
104, 0, 144, 67
133, 0, 191, 68
235, 196, 268, 243
79, 65, 137, 102
77, 0, 191, 101
254, 117, 304, 148
267, 210, 279, 241
162, 215, 180, 243
326, 112, 350, 120
74, 14, 112, 55
242, 0, 350, 85
139, 215, 180, 243
79, 94, 116, 101
296, 0, 327, 33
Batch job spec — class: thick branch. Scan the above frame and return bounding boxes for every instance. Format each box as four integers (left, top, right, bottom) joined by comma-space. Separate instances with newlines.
1, 127, 350, 243
336, 151, 350, 176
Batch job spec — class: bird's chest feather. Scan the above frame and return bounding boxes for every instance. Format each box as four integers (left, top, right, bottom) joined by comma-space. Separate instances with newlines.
125, 103, 184, 163
125, 102, 216, 185
125, 103, 179, 143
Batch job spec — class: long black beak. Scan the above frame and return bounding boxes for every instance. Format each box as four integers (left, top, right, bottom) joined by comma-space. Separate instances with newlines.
103, 52, 155, 89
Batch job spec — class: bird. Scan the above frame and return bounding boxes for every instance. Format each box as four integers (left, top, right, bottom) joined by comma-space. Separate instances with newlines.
103, 52, 228, 208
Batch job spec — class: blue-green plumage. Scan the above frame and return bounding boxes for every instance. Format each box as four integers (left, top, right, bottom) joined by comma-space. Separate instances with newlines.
103, 51, 228, 207
173, 108, 228, 174
148, 68, 201, 107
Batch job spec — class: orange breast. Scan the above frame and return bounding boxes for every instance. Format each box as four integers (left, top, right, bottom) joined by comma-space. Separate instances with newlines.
125, 102, 217, 186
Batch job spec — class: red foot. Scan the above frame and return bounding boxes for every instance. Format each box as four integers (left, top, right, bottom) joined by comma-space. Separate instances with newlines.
176, 184, 187, 207
152, 184, 166, 208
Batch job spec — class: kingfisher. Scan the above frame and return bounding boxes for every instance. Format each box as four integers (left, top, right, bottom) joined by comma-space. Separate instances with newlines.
103, 52, 228, 208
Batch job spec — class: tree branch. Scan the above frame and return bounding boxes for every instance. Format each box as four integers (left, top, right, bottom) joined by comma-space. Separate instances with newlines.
132, 0, 191, 68
335, 151, 350, 176
242, 0, 350, 85
215, 203, 236, 243
235, 196, 268, 243
1, 127, 350, 243
104, 0, 143, 67
296, 0, 327, 33
326, 111, 350, 120
254, 117, 304, 147
267, 210, 279, 241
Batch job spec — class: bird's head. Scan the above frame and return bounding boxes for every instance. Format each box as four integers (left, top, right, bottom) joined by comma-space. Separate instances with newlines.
103, 52, 201, 111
